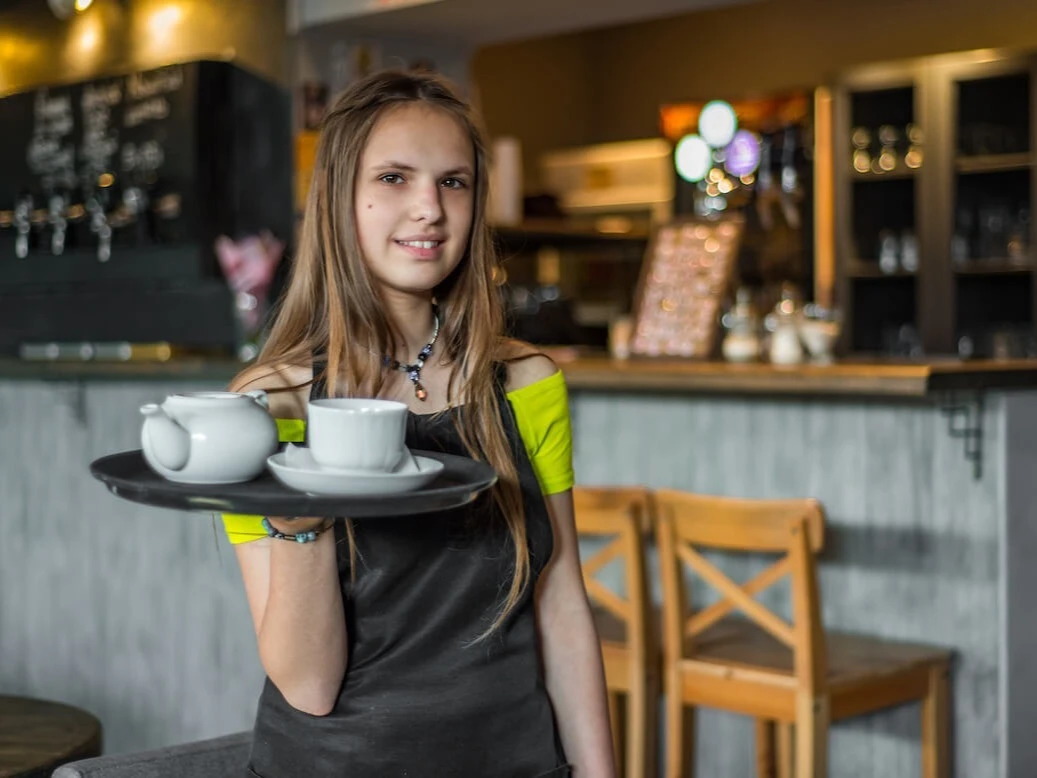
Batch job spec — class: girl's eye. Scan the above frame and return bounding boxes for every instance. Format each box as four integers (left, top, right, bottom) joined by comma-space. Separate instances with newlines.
441, 178, 468, 190
379, 173, 404, 185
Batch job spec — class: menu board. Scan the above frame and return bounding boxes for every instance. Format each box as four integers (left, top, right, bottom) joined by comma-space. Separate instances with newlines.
630, 214, 744, 358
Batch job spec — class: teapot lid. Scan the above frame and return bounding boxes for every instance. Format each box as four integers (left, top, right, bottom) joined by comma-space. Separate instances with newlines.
167, 391, 257, 407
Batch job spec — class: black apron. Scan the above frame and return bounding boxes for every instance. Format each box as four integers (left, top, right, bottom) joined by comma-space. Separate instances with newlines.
246, 365, 570, 777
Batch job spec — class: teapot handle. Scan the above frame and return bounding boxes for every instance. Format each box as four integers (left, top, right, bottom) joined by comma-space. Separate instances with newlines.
246, 389, 270, 409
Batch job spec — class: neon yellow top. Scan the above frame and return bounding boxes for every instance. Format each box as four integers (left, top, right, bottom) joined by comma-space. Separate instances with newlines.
221, 370, 573, 544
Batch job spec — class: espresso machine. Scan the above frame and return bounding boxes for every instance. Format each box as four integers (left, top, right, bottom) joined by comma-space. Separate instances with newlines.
0, 60, 292, 358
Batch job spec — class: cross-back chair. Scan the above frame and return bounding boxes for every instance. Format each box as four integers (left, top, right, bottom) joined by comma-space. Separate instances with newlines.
653, 489, 951, 778
573, 486, 658, 778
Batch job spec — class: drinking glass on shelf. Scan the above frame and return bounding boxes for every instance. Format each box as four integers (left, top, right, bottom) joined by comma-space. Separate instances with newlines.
1007, 207, 1031, 265
798, 304, 842, 364
905, 123, 924, 169
851, 126, 872, 173
900, 230, 919, 273
878, 230, 900, 274
877, 124, 899, 172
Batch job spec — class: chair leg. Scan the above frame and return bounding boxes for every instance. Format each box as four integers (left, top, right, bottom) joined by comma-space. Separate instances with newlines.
643, 671, 660, 778
755, 719, 776, 778
776, 722, 794, 778
794, 695, 829, 778
664, 671, 687, 778
626, 671, 649, 778
922, 664, 951, 778
608, 691, 623, 775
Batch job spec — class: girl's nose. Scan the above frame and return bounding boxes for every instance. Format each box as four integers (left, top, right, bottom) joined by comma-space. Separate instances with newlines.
412, 183, 444, 223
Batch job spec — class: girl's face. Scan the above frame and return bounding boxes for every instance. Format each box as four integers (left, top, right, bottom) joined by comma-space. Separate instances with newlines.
355, 103, 475, 298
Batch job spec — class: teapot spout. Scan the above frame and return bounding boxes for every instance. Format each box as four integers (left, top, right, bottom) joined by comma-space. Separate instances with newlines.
140, 403, 190, 471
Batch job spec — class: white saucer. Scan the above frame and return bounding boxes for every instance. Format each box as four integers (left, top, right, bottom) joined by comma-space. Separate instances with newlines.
267, 451, 445, 497
282, 443, 423, 475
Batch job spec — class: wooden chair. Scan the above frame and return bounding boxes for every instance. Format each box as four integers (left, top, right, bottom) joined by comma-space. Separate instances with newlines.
653, 489, 951, 778
573, 486, 658, 778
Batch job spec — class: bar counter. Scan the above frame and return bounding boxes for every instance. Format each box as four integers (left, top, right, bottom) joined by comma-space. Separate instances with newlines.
2, 354, 1035, 776
558, 354, 1037, 396
5, 353, 1037, 396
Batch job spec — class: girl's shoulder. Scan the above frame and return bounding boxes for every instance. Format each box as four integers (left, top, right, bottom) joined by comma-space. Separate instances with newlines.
496, 339, 560, 394
228, 361, 313, 420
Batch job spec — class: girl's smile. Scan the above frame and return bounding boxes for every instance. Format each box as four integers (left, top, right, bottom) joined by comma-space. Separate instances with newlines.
394, 235, 446, 259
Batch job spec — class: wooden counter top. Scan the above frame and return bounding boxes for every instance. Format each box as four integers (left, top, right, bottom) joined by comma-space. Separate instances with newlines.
552, 354, 1037, 397
3, 354, 1037, 397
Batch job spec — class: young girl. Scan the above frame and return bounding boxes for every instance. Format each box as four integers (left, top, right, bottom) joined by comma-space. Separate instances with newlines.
222, 70, 615, 777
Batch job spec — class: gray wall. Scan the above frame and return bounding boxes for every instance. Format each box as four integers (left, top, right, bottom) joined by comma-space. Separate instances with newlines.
0, 380, 262, 753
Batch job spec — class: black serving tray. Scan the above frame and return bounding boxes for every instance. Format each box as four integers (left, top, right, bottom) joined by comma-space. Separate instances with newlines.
89, 449, 497, 519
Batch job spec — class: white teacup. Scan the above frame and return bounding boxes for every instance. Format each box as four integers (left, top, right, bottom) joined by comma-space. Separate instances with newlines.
307, 398, 408, 472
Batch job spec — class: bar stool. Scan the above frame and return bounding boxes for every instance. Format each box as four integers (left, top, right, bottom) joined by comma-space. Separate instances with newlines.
652, 490, 951, 778
573, 486, 658, 778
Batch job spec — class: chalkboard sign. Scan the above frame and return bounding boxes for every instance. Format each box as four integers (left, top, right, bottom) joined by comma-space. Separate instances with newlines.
0, 60, 292, 354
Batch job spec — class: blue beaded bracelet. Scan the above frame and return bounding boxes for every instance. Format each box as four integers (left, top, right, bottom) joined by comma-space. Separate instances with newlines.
261, 517, 333, 544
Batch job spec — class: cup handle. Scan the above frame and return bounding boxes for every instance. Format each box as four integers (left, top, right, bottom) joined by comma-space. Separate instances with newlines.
246, 389, 269, 409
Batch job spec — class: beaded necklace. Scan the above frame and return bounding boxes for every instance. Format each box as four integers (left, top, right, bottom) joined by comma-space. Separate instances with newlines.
383, 303, 440, 401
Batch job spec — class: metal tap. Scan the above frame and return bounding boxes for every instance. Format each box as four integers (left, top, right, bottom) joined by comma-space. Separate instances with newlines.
122, 185, 150, 244
87, 196, 112, 262
48, 193, 68, 255
13, 195, 32, 259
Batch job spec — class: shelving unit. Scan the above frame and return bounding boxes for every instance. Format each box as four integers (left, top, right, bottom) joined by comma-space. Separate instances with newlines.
490, 219, 650, 348
834, 64, 926, 356
834, 49, 1037, 358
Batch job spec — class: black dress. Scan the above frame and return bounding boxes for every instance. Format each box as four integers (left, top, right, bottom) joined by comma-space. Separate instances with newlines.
246, 366, 570, 778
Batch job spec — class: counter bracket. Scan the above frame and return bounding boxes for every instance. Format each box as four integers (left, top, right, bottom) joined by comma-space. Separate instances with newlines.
938, 391, 983, 479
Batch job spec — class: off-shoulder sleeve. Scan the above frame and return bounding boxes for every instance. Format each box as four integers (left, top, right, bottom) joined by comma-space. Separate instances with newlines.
506, 370, 574, 495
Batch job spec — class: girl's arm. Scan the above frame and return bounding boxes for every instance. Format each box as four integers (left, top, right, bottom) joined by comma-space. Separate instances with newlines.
536, 489, 617, 777
235, 525, 347, 716
231, 366, 348, 716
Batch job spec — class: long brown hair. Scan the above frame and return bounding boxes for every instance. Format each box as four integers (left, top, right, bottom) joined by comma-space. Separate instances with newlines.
248, 70, 528, 637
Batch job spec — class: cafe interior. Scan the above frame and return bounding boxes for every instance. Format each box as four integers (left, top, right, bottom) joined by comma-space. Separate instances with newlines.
3, 0, 1037, 776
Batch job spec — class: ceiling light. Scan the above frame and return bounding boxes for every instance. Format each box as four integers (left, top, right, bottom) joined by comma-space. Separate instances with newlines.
723, 130, 761, 177
674, 135, 711, 183
698, 100, 738, 149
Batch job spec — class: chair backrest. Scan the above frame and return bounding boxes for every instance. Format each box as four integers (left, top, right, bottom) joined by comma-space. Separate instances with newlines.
652, 489, 828, 693
573, 486, 654, 664
50, 731, 252, 778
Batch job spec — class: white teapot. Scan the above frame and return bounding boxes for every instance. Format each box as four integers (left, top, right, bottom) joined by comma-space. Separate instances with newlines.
140, 391, 278, 484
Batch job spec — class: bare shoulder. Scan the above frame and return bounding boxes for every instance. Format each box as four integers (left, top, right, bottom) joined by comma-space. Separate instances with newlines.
228, 362, 312, 419
501, 340, 560, 393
